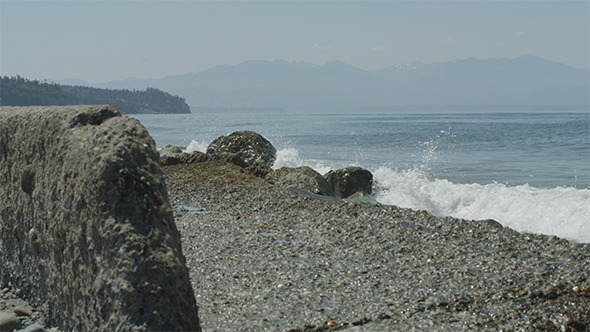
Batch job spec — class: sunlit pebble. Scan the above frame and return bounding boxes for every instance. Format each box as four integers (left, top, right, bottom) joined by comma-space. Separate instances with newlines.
164, 162, 590, 331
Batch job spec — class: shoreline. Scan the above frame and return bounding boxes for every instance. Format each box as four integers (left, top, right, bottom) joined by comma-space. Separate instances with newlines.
1, 160, 588, 331
165, 161, 590, 331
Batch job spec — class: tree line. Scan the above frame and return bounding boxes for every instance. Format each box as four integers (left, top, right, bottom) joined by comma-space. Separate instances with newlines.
0, 75, 191, 114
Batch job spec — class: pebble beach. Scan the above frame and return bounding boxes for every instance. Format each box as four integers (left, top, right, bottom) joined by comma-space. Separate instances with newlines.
165, 161, 590, 331
2, 159, 588, 331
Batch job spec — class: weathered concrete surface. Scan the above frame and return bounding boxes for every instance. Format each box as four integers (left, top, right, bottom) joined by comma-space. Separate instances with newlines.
0, 105, 200, 331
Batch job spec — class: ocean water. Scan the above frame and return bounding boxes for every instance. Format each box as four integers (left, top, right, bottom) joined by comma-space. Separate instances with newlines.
132, 111, 590, 243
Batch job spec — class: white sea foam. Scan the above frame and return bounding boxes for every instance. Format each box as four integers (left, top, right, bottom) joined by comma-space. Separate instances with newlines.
372, 166, 590, 243
273, 148, 590, 243
138, 112, 589, 243
272, 148, 301, 168
183, 139, 210, 153
273, 148, 335, 174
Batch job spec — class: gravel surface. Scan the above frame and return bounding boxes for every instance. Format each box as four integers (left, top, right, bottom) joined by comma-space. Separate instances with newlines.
2, 160, 588, 331
0, 285, 57, 332
165, 161, 590, 332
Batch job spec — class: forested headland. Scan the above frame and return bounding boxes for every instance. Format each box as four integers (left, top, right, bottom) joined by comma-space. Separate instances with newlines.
0, 76, 191, 114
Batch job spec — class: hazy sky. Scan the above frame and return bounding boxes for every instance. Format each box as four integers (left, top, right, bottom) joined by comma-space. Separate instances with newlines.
1, 0, 588, 83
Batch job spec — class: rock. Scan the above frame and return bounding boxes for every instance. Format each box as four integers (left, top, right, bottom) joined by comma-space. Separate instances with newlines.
13, 306, 30, 317
20, 169, 35, 196
286, 186, 339, 202
343, 191, 379, 205
207, 131, 276, 168
266, 166, 334, 196
180, 151, 212, 164
0, 312, 22, 331
19, 323, 46, 332
324, 167, 373, 199
480, 219, 503, 228
161, 151, 211, 166
160, 154, 178, 166
218, 152, 249, 168
245, 162, 272, 178
0, 106, 200, 331
162, 144, 182, 154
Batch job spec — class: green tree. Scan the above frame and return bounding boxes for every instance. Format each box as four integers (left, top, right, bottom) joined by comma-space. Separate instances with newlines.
1, 75, 191, 114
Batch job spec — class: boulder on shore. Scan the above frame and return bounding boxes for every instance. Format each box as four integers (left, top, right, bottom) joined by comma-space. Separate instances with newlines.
207, 131, 276, 168
324, 167, 373, 199
266, 166, 335, 197
161, 144, 183, 155
0, 312, 22, 331
0, 105, 201, 331
161, 151, 212, 166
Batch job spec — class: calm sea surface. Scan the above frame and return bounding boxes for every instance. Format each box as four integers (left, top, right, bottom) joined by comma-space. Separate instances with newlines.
132, 111, 590, 243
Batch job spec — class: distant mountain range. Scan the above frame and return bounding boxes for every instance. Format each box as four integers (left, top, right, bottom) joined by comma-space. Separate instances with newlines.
60, 56, 589, 112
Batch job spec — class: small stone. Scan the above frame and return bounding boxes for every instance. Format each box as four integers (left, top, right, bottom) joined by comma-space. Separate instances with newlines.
163, 144, 182, 154
479, 219, 503, 228
14, 306, 31, 317
19, 323, 47, 332
0, 311, 22, 331
21, 169, 35, 195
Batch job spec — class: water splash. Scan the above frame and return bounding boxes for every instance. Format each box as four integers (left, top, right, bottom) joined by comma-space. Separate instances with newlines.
273, 147, 335, 174
183, 139, 209, 153
372, 166, 590, 243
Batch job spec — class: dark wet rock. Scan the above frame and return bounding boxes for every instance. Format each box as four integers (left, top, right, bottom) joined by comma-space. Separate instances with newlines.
324, 167, 373, 199
266, 166, 334, 196
0, 105, 200, 331
218, 152, 249, 168
161, 151, 211, 166
182, 151, 212, 164
13, 306, 30, 317
207, 131, 276, 168
0, 312, 21, 331
161, 154, 182, 166
20, 169, 35, 196
159, 144, 185, 165
245, 162, 272, 178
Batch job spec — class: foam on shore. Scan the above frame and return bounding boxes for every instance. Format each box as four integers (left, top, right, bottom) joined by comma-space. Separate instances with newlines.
372, 167, 590, 243
272, 147, 590, 243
